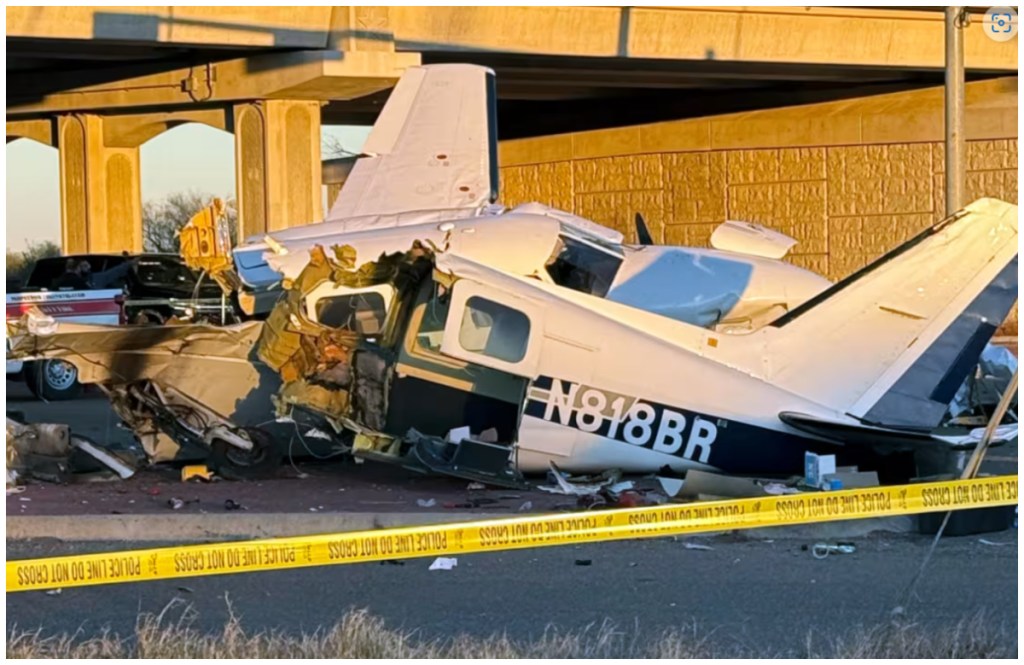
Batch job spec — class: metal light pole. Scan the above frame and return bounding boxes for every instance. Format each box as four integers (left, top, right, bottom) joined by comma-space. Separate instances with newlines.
944, 6, 966, 215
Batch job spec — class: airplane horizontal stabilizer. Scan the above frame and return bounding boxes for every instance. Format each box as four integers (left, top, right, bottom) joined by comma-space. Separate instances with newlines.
325, 64, 498, 228
764, 198, 1018, 431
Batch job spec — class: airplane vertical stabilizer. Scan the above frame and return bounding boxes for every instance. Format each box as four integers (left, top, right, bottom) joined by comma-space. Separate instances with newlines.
325, 64, 498, 228
761, 198, 1018, 429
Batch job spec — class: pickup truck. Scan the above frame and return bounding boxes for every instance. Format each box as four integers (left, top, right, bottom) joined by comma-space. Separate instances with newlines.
23, 253, 240, 325
6, 288, 124, 400
7, 253, 242, 400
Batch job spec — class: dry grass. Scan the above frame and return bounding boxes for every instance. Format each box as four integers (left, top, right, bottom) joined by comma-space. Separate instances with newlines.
805, 612, 1017, 659
6, 601, 1015, 659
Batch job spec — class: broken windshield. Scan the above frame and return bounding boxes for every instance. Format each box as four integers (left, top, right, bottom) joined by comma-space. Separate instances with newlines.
545, 235, 622, 297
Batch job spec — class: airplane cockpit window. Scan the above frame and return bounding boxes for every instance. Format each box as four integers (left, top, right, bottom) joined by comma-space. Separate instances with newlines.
545, 236, 622, 297
414, 286, 450, 353
315, 292, 387, 336
459, 296, 530, 363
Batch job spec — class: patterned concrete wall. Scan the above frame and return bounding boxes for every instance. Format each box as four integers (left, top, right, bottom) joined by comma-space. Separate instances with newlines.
499, 80, 1018, 334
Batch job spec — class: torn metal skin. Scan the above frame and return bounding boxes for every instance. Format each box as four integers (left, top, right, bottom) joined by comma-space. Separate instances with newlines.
6, 241, 455, 480
7, 319, 272, 465
255, 241, 463, 472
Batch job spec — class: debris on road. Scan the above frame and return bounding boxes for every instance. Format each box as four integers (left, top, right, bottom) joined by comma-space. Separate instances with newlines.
656, 476, 685, 498
804, 453, 837, 490
538, 463, 620, 496
428, 557, 458, 571
416, 498, 437, 508
679, 469, 778, 499
978, 538, 1013, 546
807, 542, 857, 559
168, 498, 185, 510
7, 416, 137, 485
182, 465, 214, 483
223, 499, 246, 511
573, 559, 592, 566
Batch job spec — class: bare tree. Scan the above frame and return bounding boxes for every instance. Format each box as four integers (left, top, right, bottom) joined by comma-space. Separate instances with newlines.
322, 134, 362, 159
6, 240, 61, 287
143, 191, 238, 253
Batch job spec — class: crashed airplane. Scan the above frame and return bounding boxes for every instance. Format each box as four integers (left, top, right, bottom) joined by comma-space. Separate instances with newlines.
8, 65, 1018, 486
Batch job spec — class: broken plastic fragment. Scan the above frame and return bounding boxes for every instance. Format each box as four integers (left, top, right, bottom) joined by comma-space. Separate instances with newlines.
537, 461, 614, 496
429, 557, 457, 571
931, 423, 1018, 446
657, 477, 685, 497
25, 307, 58, 335
607, 481, 635, 495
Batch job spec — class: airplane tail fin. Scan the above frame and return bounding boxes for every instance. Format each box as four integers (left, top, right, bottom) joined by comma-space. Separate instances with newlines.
763, 198, 1018, 430
326, 64, 498, 226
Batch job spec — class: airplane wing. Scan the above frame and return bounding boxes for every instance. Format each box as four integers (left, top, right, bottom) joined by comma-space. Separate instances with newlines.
325, 64, 499, 229
778, 411, 938, 452
779, 411, 1018, 453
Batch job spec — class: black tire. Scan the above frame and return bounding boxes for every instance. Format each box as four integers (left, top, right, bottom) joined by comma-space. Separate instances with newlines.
208, 427, 283, 480
24, 360, 83, 401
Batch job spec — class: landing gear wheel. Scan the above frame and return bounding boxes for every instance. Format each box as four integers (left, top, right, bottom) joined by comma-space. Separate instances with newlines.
25, 360, 83, 401
209, 427, 283, 480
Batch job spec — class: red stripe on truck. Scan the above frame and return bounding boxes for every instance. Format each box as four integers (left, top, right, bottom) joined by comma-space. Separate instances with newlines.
6, 299, 122, 320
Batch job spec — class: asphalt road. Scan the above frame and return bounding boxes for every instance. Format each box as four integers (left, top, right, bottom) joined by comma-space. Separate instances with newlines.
6, 381, 137, 451
6, 532, 1018, 655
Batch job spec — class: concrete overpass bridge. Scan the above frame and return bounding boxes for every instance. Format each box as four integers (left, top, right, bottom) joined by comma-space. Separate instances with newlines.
6, 6, 1017, 254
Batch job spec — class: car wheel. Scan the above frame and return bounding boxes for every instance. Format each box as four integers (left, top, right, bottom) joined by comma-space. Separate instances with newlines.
25, 360, 83, 401
209, 427, 283, 479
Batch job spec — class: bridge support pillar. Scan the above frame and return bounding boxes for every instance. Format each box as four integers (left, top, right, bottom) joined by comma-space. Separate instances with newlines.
57, 114, 142, 254
233, 100, 323, 239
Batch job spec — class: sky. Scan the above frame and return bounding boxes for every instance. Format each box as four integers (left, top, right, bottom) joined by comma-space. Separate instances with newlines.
5, 124, 370, 251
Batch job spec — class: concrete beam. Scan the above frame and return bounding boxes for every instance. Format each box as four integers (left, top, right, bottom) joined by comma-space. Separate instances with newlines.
9, 7, 1014, 72
7, 7, 337, 48
7, 119, 55, 146
387, 6, 1015, 70
101, 108, 230, 148
8, 50, 420, 118
499, 76, 1019, 166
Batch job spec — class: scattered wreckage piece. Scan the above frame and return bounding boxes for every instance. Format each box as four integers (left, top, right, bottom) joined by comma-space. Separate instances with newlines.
5, 317, 308, 477
947, 344, 1018, 424
6, 417, 136, 484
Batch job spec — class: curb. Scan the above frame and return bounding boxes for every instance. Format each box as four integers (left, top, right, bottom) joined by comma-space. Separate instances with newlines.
5, 512, 916, 543
5, 512, 483, 543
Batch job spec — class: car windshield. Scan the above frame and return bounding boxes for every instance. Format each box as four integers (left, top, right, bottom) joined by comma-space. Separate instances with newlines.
544, 234, 623, 297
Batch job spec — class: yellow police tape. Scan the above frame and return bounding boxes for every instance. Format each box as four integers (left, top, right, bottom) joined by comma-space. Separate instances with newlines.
7, 474, 1018, 593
